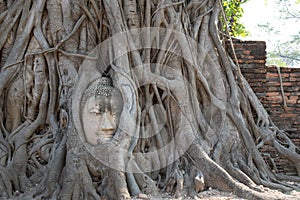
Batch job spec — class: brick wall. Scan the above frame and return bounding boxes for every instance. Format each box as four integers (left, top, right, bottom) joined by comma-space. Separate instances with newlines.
226, 40, 300, 175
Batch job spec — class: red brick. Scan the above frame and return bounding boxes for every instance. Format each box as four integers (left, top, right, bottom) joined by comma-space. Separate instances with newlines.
243, 50, 251, 55
266, 96, 283, 101
280, 68, 291, 73
267, 87, 281, 92
290, 77, 300, 81
266, 92, 280, 97
287, 99, 298, 104
291, 68, 300, 72
280, 113, 298, 118
283, 82, 293, 86
268, 77, 279, 82
267, 73, 279, 78
284, 87, 299, 92
268, 82, 281, 87
290, 73, 300, 77
288, 96, 298, 100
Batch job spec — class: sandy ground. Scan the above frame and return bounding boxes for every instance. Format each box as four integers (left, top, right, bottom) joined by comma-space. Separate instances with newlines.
132, 188, 300, 200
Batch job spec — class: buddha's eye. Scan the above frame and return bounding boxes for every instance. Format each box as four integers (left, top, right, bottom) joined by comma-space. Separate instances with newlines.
110, 111, 116, 118
89, 105, 101, 114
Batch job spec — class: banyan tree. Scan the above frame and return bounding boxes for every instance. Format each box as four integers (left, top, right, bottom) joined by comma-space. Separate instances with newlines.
0, 0, 299, 199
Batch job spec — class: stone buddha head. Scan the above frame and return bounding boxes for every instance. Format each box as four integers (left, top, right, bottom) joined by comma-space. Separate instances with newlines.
82, 75, 123, 145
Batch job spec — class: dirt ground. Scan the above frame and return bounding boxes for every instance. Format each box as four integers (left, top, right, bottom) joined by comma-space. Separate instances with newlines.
132, 188, 300, 200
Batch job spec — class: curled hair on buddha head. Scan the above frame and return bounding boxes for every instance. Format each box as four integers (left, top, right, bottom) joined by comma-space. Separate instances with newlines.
95, 65, 113, 97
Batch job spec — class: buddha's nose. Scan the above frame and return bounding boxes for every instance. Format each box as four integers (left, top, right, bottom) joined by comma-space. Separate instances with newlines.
100, 112, 115, 131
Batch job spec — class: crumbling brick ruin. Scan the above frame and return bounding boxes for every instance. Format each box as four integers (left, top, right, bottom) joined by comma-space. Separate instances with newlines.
227, 40, 300, 175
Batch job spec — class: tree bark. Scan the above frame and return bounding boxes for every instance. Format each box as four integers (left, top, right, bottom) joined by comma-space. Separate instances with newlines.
0, 0, 299, 199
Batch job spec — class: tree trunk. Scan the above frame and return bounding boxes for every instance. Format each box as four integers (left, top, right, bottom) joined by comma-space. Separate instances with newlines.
0, 0, 299, 199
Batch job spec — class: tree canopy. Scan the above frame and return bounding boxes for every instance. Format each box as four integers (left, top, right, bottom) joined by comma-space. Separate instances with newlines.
223, 0, 300, 67
264, 0, 300, 67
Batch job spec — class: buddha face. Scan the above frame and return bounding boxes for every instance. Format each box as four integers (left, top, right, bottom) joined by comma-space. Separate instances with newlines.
82, 77, 122, 145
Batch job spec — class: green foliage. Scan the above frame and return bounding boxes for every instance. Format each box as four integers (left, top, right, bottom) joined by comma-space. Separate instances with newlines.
222, 0, 250, 37
259, 0, 300, 67
267, 52, 288, 67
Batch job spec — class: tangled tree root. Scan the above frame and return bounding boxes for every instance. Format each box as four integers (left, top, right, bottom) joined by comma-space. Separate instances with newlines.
0, 0, 299, 199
